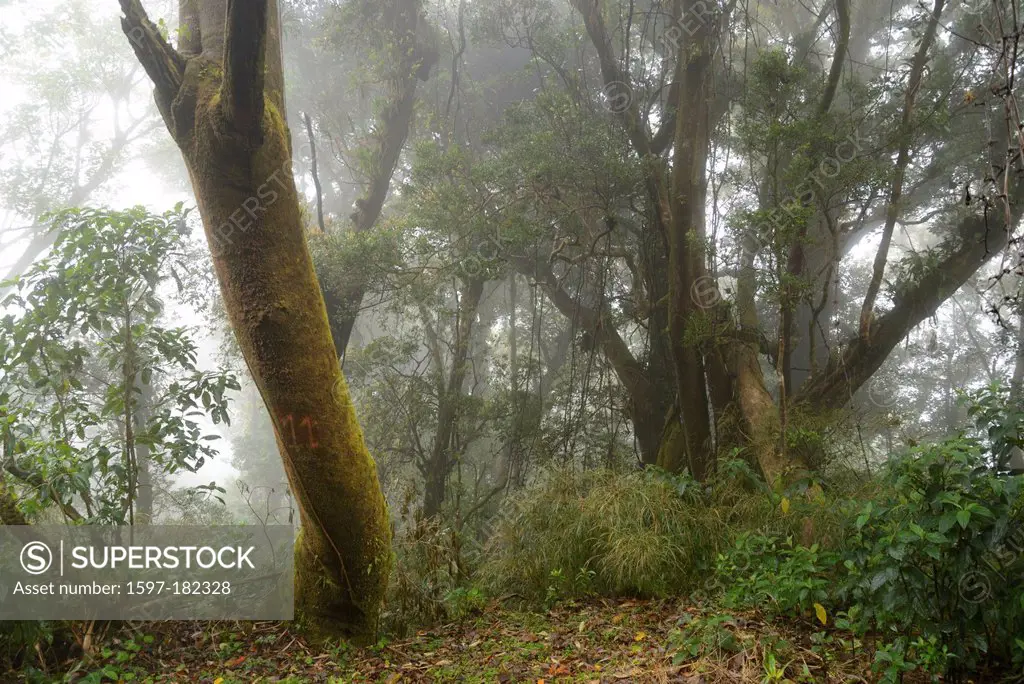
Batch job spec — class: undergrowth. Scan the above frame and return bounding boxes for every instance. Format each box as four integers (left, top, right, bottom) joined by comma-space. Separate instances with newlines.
478, 462, 852, 604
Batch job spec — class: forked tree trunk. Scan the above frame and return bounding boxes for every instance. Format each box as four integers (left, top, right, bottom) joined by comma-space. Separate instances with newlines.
119, 0, 391, 642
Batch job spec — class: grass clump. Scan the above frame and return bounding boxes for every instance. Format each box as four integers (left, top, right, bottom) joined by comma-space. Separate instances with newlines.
480, 467, 729, 601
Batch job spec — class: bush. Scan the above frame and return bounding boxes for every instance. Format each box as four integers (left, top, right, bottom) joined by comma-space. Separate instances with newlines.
0, 621, 55, 672
698, 388, 1024, 680
715, 532, 839, 618
842, 437, 1024, 677
381, 488, 473, 636
480, 468, 729, 601
711, 435, 1024, 680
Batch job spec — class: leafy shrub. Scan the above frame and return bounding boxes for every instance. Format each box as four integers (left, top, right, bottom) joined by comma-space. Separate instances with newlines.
694, 388, 1024, 680
667, 613, 747, 664
870, 635, 953, 683
715, 532, 839, 618
843, 436, 1024, 677
480, 468, 729, 601
443, 587, 487, 619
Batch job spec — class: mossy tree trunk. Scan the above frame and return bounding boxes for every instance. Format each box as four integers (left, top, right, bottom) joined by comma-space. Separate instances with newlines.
119, 0, 391, 642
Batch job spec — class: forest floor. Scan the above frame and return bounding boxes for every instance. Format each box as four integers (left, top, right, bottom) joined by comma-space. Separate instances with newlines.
32, 597, 953, 683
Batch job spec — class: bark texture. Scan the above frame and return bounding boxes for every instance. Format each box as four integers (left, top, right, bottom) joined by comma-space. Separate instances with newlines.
119, 0, 391, 642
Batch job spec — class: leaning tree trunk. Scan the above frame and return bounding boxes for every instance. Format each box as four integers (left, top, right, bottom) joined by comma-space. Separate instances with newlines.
321, 0, 437, 360
119, 0, 391, 642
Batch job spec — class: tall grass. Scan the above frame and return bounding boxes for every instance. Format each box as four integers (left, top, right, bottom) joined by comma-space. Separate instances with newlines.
479, 463, 863, 603
480, 468, 722, 600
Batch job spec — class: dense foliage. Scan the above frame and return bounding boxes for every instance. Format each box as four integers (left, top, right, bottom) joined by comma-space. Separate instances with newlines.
0, 207, 236, 524
1, 0, 1024, 679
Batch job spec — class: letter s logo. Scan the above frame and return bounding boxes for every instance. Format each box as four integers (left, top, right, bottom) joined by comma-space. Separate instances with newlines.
20, 542, 53, 575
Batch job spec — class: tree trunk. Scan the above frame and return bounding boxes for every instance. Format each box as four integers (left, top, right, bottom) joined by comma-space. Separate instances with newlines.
500, 273, 524, 488
322, 0, 437, 359
120, 0, 391, 642
134, 379, 154, 523
422, 278, 485, 518
514, 256, 669, 466
1012, 282, 1024, 399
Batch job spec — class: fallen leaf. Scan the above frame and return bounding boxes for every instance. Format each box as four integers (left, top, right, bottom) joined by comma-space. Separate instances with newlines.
814, 602, 828, 625
633, 632, 646, 642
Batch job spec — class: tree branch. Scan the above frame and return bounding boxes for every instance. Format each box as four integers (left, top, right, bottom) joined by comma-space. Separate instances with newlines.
4, 463, 84, 523
221, 0, 268, 144
795, 206, 1015, 410
569, 0, 652, 156
512, 255, 653, 402
325, 1, 434, 358
859, 0, 946, 337
650, 81, 679, 155
118, 0, 185, 113
817, 0, 850, 117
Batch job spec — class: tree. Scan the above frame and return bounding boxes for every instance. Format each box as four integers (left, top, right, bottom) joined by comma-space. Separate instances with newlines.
306, 0, 439, 358
118, 0, 393, 640
0, 207, 236, 524
0, 0, 166, 291
452, 0, 1021, 487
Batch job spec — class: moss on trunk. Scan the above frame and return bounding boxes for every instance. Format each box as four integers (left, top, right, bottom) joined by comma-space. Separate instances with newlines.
120, 3, 393, 637
176, 64, 390, 641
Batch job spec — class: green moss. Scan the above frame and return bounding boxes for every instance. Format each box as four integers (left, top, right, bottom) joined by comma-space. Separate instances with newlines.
656, 417, 687, 473
0, 482, 26, 525
169, 57, 393, 646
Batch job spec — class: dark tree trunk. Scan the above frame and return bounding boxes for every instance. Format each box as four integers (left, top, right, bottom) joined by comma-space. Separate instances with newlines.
421, 278, 485, 519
